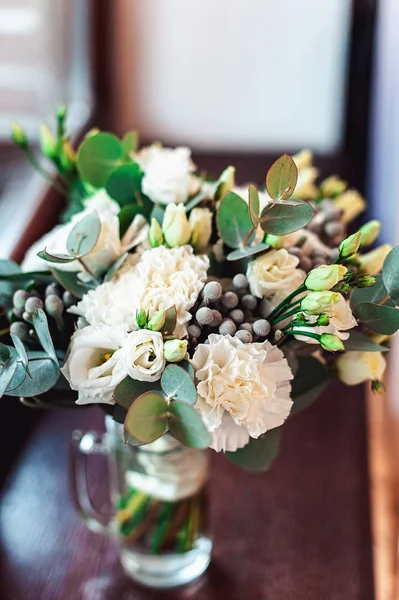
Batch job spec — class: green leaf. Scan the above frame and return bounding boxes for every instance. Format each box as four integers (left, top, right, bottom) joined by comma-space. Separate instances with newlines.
0, 343, 10, 362
32, 309, 58, 363
184, 190, 209, 212
150, 204, 165, 226
353, 301, 399, 335
291, 355, 329, 399
350, 275, 394, 310
51, 269, 87, 299
343, 331, 389, 352
0, 358, 17, 398
106, 163, 144, 206
124, 391, 168, 444
248, 184, 260, 227
113, 404, 127, 426
260, 199, 314, 235
168, 402, 211, 448
77, 132, 124, 188
37, 249, 75, 264
226, 243, 269, 261
226, 428, 282, 471
66, 211, 101, 257
0, 271, 53, 283
113, 376, 161, 409
217, 192, 255, 249
122, 131, 139, 157
162, 306, 177, 336
382, 246, 399, 304
266, 153, 298, 201
160, 364, 197, 405
214, 166, 235, 202
179, 360, 195, 378
118, 204, 143, 238
291, 382, 328, 416
10, 333, 30, 375
104, 253, 128, 282
5, 353, 60, 397
0, 258, 21, 276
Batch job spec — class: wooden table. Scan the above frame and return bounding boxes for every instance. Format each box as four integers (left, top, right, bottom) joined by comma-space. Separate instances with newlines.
0, 382, 374, 599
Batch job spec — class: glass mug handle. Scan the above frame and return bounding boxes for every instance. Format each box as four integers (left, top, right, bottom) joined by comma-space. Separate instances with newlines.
70, 429, 112, 535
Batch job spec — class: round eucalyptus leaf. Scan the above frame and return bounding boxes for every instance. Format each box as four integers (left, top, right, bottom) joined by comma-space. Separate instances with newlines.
0, 259, 21, 276
382, 246, 399, 304
226, 243, 269, 262
350, 275, 394, 310
226, 427, 282, 471
122, 130, 139, 157
66, 211, 101, 258
260, 200, 314, 235
37, 249, 75, 264
266, 153, 298, 201
168, 402, 211, 448
0, 358, 17, 398
124, 391, 168, 444
106, 163, 143, 206
77, 132, 124, 188
5, 355, 60, 397
216, 192, 255, 249
113, 376, 161, 409
343, 331, 389, 352
353, 301, 399, 335
32, 309, 58, 363
51, 269, 87, 299
160, 364, 197, 405
0, 343, 10, 363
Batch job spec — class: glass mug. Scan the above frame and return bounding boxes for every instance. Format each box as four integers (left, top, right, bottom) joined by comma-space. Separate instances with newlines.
70, 415, 212, 589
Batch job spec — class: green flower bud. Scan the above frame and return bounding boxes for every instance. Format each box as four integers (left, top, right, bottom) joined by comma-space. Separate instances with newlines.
371, 380, 384, 394
338, 231, 362, 258
39, 124, 58, 160
320, 333, 344, 352
147, 309, 166, 332
85, 128, 100, 139
358, 220, 381, 247
163, 339, 188, 363
136, 309, 147, 329
189, 207, 213, 249
60, 141, 76, 172
317, 314, 330, 326
10, 121, 28, 149
162, 204, 191, 247
320, 175, 347, 197
149, 218, 164, 248
215, 166, 235, 201
301, 291, 341, 315
356, 275, 376, 288
305, 264, 347, 291
265, 234, 284, 249
57, 104, 67, 122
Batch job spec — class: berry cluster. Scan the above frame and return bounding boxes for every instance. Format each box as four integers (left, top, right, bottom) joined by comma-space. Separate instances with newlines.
188, 275, 271, 347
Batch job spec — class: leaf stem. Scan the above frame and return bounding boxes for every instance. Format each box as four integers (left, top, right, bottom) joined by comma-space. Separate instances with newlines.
267, 284, 306, 322
242, 226, 256, 247
77, 258, 101, 285
378, 294, 390, 306
271, 306, 301, 325
24, 148, 69, 196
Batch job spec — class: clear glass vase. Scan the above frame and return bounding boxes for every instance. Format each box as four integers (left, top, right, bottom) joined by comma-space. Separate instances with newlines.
70, 415, 212, 589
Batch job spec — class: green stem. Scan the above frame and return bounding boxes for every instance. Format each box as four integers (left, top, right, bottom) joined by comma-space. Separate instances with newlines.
77, 258, 101, 285
24, 148, 69, 196
283, 329, 321, 343
271, 306, 301, 325
267, 284, 307, 322
242, 225, 256, 247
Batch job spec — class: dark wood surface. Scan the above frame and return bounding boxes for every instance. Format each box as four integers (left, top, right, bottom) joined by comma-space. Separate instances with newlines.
0, 382, 374, 600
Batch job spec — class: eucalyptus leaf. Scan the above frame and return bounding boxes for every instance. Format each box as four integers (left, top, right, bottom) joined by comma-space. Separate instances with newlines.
77, 132, 124, 188
179, 360, 195, 378
37, 249, 75, 264
168, 402, 211, 448
260, 199, 314, 235
0, 271, 53, 283
248, 184, 260, 227
122, 131, 139, 157
162, 306, 177, 336
0, 357, 17, 398
10, 333, 30, 375
0, 343, 10, 362
266, 153, 298, 201
106, 163, 143, 206
124, 391, 168, 444
226, 428, 282, 471
113, 404, 127, 426
217, 192, 255, 249
119, 204, 144, 238
114, 376, 161, 409
226, 243, 269, 262
382, 246, 399, 304
51, 269, 87, 299
66, 211, 101, 257
214, 166, 235, 202
150, 204, 165, 226
32, 309, 58, 363
350, 275, 394, 309
185, 190, 210, 212
343, 331, 389, 352
291, 382, 328, 417
5, 355, 60, 397
291, 355, 329, 400
0, 259, 21, 276
160, 364, 197, 405
104, 253, 128, 282
353, 301, 399, 335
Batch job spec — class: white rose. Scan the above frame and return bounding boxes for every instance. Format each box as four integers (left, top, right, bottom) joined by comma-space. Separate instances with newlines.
122, 330, 165, 382
61, 325, 127, 405
162, 203, 191, 247
70, 245, 209, 338
293, 295, 357, 344
336, 351, 386, 385
190, 334, 293, 452
247, 248, 306, 306
135, 145, 200, 205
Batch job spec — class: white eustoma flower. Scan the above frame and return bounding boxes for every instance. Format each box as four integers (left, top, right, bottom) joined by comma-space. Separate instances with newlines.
293, 295, 357, 344
135, 145, 200, 205
70, 245, 209, 338
61, 325, 127, 405
21, 190, 148, 281
247, 248, 306, 307
122, 330, 165, 382
336, 351, 386, 385
190, 334, 293, 452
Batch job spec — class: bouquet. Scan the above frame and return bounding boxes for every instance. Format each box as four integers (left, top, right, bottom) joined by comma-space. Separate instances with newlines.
1, 109, 398, 471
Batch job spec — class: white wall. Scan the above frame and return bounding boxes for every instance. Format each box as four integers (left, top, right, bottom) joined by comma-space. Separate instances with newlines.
112, 0, 352, 152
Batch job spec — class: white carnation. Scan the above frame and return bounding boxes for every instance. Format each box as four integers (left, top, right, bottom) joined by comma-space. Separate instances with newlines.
190, 334, 293, 452
135, 145, 200, 205
61, 325, 127, 405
